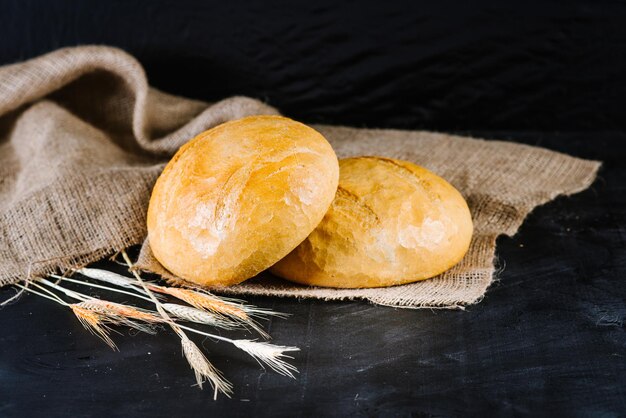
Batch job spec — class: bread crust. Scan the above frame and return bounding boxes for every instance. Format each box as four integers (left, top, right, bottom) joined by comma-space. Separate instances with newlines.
147, 115, 339, 287
270, 156, 473, 288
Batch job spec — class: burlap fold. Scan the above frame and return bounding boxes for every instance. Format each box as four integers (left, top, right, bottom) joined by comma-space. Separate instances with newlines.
0, 46, 600, 308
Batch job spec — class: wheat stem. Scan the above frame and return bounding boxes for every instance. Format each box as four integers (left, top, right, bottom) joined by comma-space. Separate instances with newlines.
32, 280, 81, 304
15, 283, 68, 306
0, 285, 26, 307
120, 252, 179, 333
54, 275, 155, 304
38, 278, 88, 301
176, 323, 232, 343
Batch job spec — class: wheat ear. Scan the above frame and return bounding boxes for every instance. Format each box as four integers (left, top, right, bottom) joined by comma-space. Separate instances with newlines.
71, 304, 118, 349
162, 303, 237, 330
232, 340, 299, 378
75, 299, 164, 335
75, 268, 150, 294
169, 285, 290, 319
180, 334, 232, 396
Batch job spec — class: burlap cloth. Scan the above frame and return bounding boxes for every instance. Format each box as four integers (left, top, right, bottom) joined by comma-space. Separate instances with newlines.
0, 46, 600, 309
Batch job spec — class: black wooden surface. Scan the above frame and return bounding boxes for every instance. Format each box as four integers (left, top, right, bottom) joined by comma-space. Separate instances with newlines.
1, 1, 626, 416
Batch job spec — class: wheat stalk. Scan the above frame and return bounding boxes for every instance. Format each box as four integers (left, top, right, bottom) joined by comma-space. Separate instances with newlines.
15, 283, 62, 305
120, 252, 299, 383
120, 251, 233, 399
51, 274, 163, 302
15, 251, 298, 398
38, 278, 89, 301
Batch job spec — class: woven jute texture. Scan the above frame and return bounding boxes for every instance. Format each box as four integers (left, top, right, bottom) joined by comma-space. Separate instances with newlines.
0, 46, 600, 308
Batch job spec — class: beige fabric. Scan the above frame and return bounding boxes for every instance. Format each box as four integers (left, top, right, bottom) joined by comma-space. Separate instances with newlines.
0, 46, 600, 309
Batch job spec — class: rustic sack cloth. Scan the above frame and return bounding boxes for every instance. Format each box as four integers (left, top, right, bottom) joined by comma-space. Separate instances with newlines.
0, 46, 600, 309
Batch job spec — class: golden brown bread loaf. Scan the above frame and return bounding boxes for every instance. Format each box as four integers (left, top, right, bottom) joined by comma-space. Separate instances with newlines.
147, 115, 339, 287
270, 156, 473, 288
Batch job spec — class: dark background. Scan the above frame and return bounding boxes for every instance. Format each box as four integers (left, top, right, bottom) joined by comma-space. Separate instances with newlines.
2, 0, 626, 131
1, 1, 625, 417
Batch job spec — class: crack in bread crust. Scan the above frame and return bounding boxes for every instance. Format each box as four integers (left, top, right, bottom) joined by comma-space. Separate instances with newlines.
333, 185, 380, 228
358, 156, 440, 201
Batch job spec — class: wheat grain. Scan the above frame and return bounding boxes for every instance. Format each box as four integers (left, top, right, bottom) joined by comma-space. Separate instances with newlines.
174, 322, 300, 380
147, 285, 272, 338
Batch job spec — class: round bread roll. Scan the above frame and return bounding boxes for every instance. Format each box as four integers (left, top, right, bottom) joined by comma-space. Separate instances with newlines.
147, 115, 339, 287
270, 156, 473, 288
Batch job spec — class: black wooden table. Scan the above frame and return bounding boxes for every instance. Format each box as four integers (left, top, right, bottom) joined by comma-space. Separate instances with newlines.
1, 131, 624, 417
